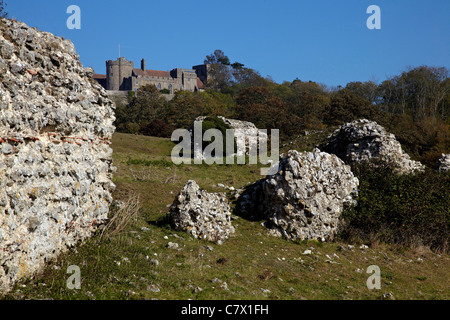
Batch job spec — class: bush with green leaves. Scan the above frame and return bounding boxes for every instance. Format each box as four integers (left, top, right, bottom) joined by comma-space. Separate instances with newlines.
198, 117, 235, 155
340, 162, 450, 253
115, 85, 168, 134
141, 119, 174, 138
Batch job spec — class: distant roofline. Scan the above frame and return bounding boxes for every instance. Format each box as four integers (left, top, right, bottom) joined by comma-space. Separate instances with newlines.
132, 68, 171, 78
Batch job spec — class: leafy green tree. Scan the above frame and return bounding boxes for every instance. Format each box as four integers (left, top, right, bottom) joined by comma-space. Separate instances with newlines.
200, 90, 236, 118
324, 88, 378, 125
235, 86, 300, 138
0, 1, 7, 18
166, 91, 204, 128
199, 116, 234, 154
141, 119, 175, 138
231, 62, 244, 69
115, 85, 168, 133
204, 50, 233, 91
427, 67, 449, 120
270, 80, 330, 130
231, 64, 271, 89
293, 87, 329, 129
378, 66, 449, 121
166, 90, 235, 129
345, 81, 379, 105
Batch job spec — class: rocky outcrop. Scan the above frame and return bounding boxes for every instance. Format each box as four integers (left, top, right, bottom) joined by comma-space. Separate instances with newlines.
320, 119, 424, 174
261, 150, 359, 241
217, 116, 268, 156
167, 180, 235, 243
0, 19, 115, 292
190, 116, 268, 158
436, 154, 450, 172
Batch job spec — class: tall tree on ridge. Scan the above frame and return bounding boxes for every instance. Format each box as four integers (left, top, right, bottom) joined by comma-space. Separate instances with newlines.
204, 49, 233, 91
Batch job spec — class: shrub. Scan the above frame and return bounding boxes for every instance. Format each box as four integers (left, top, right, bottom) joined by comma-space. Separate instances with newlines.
141, 119, 175, 138
116, 122, 141, 134
339, 162, 450, 253
199, 116, 235, 155
114, 85, 168, 134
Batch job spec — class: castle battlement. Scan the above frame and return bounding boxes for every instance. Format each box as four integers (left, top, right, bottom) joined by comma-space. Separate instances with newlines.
106, 57, 133, 66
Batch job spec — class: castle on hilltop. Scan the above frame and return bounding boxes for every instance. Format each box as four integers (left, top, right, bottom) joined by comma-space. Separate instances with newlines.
93, 57, 209, 94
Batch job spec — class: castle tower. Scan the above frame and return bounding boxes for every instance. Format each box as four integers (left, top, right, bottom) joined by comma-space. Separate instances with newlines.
106, 57, 134, 91
141, 59, 146, 71
193, 64, 209, 84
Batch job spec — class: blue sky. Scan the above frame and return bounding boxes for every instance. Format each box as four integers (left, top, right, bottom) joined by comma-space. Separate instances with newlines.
6, 0, 450, 87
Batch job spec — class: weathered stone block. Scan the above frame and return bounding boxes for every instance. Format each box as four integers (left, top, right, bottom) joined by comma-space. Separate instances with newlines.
261, 150, 359, 242
168, 180, 234, 243
0, 18, 115, 293
320, 119, 424, 174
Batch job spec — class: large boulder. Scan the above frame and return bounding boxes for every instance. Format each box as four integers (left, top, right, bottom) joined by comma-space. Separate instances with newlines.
320, 119, 424, 174
217, 116, 268, 156
189, 116, 268, 159
261, 150, 359, 241
168, 180, 235, 243
435, 154, 450, 172
0, 19, 115, 292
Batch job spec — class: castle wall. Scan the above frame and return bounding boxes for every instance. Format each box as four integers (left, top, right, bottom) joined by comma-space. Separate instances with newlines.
193, 64, 208, 84
182, 69, 199, 92
130, 72, 199, 93
0, 18, 116, 293
100, 58, 206, 93
131, 76, 180, 93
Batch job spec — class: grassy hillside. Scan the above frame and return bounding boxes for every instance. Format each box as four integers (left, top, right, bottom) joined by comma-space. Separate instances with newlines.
2, 132, 449, 300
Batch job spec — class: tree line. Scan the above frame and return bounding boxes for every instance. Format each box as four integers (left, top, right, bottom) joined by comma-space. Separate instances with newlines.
114, 49, 450, 168
0, 1, 7, 18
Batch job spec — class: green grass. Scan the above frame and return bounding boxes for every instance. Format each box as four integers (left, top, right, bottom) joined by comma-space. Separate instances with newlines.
2, 132, 449, 300
125, 158, 175, 167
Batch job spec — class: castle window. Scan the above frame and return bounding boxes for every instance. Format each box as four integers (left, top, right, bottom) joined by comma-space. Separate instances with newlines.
168, 84, 173, 93
157, 83, 161, 90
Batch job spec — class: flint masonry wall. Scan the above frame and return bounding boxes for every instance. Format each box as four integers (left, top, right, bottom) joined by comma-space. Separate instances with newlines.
0, 19, 116, 292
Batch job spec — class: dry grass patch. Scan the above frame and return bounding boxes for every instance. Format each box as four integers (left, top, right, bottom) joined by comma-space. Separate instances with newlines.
101, 193, 142, 238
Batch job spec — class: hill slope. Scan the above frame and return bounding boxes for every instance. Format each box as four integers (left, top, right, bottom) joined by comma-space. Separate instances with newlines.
2, 132, 449, 300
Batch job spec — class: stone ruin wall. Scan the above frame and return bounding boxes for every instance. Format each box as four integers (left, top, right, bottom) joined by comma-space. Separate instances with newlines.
0, 19, 116, 292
